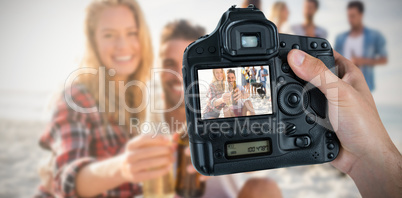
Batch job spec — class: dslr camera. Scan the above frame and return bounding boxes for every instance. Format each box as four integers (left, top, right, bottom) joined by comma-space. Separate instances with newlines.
182, 5, 340, 175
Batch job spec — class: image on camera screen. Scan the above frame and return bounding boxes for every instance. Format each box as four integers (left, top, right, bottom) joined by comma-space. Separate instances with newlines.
198, 66, 272, 120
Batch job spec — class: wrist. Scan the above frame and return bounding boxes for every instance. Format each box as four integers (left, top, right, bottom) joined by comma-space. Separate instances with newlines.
349, 138, 401, 197
114, 154, 128, 183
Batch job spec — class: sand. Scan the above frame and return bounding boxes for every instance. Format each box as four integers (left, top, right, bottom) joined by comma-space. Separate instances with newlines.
0, 119, 48, 198
0, 114, 400, 198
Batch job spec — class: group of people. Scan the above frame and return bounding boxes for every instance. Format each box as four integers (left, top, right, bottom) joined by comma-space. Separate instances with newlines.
241, 66, 269, 99
35, 0, 400, 198
265, 0, 387, 91
202, 66, 271, 120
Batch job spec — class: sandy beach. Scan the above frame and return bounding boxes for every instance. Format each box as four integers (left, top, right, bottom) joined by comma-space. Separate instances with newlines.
0, 119, 48, 198
1, 105, 400, 198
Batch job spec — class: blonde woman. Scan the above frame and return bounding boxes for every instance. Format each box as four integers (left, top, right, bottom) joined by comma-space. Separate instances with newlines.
202, 69, 230, 119
268, 2, 291, 34
37, 0, 175, 197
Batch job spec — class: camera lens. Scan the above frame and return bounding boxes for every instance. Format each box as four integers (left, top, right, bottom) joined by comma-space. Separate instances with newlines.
241, 33, 260, 48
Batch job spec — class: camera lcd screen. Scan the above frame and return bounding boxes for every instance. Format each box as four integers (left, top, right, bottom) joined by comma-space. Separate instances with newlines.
226, 140, 271, 157
198, 66, 272, 120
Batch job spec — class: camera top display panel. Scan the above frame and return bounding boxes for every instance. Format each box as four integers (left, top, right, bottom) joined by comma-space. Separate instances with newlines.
197, 66, 272, 120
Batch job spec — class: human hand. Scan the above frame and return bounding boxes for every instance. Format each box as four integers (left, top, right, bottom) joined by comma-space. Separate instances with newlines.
119, 135, 175, 183
221, 92, 231, 103
287, 49, 401, 197
233, 88, 241, 101
351, 57, 365, 67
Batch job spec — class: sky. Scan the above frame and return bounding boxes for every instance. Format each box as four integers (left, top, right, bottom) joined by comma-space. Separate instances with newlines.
0, 0, 401, 120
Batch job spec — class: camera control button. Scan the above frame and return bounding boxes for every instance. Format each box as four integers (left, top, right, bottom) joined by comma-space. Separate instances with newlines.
208, 46, 216, 53
306, 113, 316, 124
196, 47, 204, 54
325, 131, 333, 139
280, 41, 286, 48
214, 149, 223, 159
209, 132, 221, 140
327, 143, 335, 150
327, 153, 335, 159
281, 63, 290, 73
292, 44, 300, 49
285, 123, 296, 136
278, 84, 308, 115
295, 136, 311, 148
321, 42, 328, 48
288, 93, 300, 106
277, 76, 285, 83
310, 42, 318, 49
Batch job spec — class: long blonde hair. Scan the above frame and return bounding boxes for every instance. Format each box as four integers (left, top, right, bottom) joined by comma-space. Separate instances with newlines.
78, 0, 153, 129
211, 69, 226, 93
269, 2, 287, 26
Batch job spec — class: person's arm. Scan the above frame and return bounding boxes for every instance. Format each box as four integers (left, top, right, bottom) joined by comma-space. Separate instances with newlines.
352, 56, 387, 66
354, 32, 388, 67
240, 87, 249, 99
262, 69, 269, 77
76, 135, 174, 197
209, 85, 230, 107
48, 87, 174, 197
287, 49, 401, 197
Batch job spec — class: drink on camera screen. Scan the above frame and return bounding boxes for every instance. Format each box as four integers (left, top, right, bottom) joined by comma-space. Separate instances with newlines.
197, 66, 272, 120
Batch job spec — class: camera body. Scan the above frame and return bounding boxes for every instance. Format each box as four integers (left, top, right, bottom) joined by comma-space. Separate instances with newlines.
182, 5, 340, 176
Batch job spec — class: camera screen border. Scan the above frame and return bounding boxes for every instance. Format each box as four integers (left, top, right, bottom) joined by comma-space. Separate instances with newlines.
192, 64, 276, 123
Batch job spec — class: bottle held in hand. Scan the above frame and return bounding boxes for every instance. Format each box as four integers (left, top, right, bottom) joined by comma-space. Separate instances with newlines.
175, 131, 206, 198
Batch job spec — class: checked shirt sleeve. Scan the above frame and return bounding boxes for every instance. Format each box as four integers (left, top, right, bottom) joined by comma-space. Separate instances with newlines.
41, 86, 98, 198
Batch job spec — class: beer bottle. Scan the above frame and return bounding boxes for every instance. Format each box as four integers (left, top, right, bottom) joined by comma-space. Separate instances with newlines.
231, 80, 238, 105
175, 131, 206, 198
143, 135, 175, 198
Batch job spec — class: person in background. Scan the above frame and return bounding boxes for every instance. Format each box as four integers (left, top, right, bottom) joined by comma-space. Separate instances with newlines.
291, 0, 327, 38
35, 0, 175, 197
241, 67, 250, 95
257, 66, 269, 97
268, 1, 291, 33
242, 0, 261, 9
335, 1, 387, 92
155, 20, 282, 198
249, 66, 257, 97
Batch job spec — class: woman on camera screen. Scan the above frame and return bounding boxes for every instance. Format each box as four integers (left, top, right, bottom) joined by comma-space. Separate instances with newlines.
202, 69, 230, 119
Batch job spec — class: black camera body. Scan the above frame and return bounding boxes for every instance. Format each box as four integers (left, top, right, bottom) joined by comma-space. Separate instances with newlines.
182, 5, 340, 176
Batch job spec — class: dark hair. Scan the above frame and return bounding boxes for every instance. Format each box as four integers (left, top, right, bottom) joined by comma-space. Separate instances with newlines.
160, 20, 206, 44
242, 0, 261, 9
307, 0, 319, 9
227, 69, 236, 76
348, 1, 364, 13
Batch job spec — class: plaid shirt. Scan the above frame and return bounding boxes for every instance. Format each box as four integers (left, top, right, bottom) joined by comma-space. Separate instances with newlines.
37, 84, 141, 198
202, 82, 226, 115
